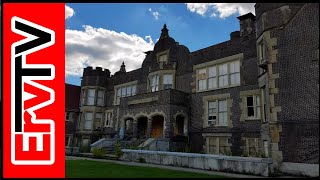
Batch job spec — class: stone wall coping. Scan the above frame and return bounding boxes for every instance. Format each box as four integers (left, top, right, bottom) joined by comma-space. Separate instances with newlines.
122, 149, 272, 163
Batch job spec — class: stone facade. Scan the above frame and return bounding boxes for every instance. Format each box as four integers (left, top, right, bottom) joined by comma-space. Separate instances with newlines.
68, 3, 319, 173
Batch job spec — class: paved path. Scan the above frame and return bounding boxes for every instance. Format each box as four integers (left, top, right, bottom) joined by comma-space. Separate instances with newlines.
66, 155, 265, 178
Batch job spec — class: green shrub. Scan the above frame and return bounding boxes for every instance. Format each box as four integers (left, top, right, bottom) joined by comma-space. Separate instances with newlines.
184, 144, 191, 153
138, 157, 146, 163
79, 144, 91, 153
114, 143, 123, 159
92, 148, 107, 158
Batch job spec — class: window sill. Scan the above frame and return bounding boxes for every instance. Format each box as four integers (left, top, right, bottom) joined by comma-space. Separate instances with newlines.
197, 84, 241, 93
244, 118, 261, 121
205, 125, 228, 128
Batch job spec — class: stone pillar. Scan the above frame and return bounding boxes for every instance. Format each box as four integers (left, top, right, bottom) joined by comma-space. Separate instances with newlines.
146, 118, 152, 138
132, 119, 138, 139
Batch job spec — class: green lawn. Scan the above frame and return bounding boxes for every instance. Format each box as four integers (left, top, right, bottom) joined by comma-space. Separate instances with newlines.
66, 160, 229, 178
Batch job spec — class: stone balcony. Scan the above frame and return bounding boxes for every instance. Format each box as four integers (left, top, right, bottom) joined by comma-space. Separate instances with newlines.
119, 89, 190, 108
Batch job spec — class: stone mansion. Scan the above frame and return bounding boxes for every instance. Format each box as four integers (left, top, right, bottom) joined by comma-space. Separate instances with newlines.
65, 3, 319, 169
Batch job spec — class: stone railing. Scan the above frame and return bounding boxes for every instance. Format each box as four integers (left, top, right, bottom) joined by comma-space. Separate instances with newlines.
120, 149, 272, 177
120, 89, 190, 107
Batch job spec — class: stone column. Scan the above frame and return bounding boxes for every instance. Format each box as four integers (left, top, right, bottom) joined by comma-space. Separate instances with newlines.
132, 119, 138, 139
146, 118, 152, 138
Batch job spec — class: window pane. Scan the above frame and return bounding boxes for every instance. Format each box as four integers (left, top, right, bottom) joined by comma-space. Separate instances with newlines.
219, 100, 227, 112
208, 66, 216, 77
209, 101, 216, 109
117, 88, 121, 96
121, 87, 126, 97
223, 75, 228, 86
88, 89, 95, 97
126, 86, 131, 96
87, 97, 94, 105
219, 76, 224, 87
85, 112, 93, 120
235, 61, 240, 72
163, 74, 173, 84
247, 107, 255, 117
256, 95, 260, 106
230, 62, 235, 73
235, 73, 240, 85
132, 85, 136, 95
208, 78, 217, 89
98, 90, 104, 98
156, 75, 159, 84
247, 96, 253, 106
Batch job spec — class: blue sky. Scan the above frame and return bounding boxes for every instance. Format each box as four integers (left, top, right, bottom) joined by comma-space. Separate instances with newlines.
65, 3, 255, 86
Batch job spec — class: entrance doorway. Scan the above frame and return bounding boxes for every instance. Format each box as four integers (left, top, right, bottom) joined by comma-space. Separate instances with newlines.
151, 115, 164, 138
137, 117, 148, 138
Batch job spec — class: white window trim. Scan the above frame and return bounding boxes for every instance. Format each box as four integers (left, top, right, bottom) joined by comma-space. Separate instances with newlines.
104, 110, 113, 128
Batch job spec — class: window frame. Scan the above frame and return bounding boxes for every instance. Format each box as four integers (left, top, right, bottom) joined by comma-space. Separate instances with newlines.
245, 95, 261, 119
84, 112, 93, 130
207, 136, 231, 155
207, 99, 228, 126
196, 60, 241, 92
114, 81, 137, 105
104, 111, 113, 128
86, 89, 96, 106
246, 138, 261, 157
97, 90, 105, 106
163, 74, 173, 90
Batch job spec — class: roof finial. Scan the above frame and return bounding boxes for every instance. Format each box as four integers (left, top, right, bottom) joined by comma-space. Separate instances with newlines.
120, 61, 126, 72
160, 23, 169, 39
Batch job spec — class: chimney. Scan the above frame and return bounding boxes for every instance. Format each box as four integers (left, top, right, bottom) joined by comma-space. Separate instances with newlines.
237, 13, 256, 37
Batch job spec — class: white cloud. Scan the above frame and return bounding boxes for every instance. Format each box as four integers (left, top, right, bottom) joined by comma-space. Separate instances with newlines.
148, 8, 161, 20
65, 25, 154, 76
65, 5, 75, 19
185, 3, 255, 18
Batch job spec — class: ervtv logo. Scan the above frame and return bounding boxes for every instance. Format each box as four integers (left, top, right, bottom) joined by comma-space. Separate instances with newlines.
11, 16, 56, 165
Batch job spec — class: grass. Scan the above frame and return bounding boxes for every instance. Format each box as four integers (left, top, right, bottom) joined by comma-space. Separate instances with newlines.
66, 160, 229, 178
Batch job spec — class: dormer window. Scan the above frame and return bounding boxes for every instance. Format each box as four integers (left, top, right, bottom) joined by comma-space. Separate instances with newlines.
159, 54, 168, 63
157, 50, 169, 66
